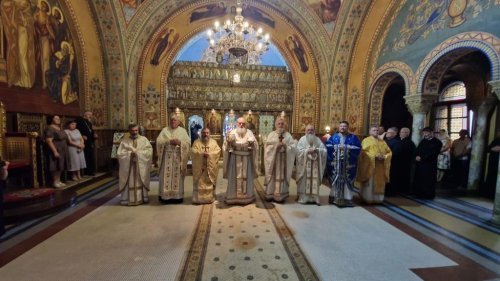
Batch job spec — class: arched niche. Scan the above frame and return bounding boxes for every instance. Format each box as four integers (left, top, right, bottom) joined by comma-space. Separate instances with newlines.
134, 1, 320, 133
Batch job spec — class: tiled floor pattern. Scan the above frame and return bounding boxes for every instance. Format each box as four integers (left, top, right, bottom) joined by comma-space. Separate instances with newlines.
1, 167, 498, 281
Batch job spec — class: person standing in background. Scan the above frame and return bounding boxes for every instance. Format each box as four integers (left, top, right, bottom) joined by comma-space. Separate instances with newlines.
76, 110, 97, 176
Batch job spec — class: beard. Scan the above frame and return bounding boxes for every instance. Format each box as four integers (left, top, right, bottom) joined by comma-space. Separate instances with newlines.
236, 127, 247, 138
277, 128, 285, 135
306, 133, 316, 146
201, 135, 209, 143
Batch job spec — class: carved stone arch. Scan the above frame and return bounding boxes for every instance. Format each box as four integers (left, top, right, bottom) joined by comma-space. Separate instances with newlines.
415, 32, 500, 96
134, 0, 320, 133
368, 62, 413, 128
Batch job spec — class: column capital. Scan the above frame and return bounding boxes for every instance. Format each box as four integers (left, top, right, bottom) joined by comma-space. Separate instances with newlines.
488, 80, 500, 100
404, 94, 439, 114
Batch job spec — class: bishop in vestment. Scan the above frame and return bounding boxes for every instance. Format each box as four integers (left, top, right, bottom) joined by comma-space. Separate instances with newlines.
191, 128, 221, 204
223, 117, 259, 205
264, 117, 297, 203
296, 124, 326, 205
356, 126, 392, 204
117, 124, 153, 206
326, 121, 361, 207
157, 114, 191, 203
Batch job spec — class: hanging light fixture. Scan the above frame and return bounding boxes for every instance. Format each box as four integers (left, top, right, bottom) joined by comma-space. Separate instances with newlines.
204, 0, 270, 66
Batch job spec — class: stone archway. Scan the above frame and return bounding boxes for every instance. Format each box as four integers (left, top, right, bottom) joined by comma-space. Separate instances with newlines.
368, 61, 413, 130
415, 32, 500, 96
134, 1, 321, 134
414, 32, 500, 191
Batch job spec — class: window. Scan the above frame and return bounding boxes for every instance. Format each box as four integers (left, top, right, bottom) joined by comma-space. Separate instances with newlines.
433, 82, 470, 140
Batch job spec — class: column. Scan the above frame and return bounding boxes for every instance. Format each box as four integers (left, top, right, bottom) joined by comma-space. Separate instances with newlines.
488, 80, 500, 225
404, 94, 438, 145
467, 95, 497, 190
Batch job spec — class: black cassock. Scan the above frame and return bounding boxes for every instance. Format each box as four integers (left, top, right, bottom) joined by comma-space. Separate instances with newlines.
385, 137, 402, 196
398, 137, 416, 194
413, 137, 442, 199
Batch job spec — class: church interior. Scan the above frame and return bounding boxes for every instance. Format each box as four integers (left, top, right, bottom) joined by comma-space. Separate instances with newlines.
0, 0, 499, 280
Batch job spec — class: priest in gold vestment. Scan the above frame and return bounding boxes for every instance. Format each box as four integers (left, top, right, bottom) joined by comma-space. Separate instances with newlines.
356, 126, 392, 204
117, 124, 153, 206
223, 117, 259, 205
264, 117, 297, 203
191, 128, 221, 204
296, 124, 327, 205
157, 114, 191, 203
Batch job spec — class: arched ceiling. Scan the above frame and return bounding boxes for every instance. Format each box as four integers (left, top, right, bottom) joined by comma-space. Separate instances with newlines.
82, 0, 396, 132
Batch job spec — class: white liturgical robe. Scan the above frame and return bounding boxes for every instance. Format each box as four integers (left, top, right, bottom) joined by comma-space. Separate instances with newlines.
223, 128, 259, 205
156, 126, 191, 203
117, 135, 153, 206
296, 134, 327, 205
264, 131, 297, 202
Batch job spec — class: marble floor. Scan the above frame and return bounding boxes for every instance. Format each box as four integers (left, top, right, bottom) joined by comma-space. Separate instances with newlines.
0, 171, 498, 281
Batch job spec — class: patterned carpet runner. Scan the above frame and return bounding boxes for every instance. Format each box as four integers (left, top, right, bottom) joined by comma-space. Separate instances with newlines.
178, 180, 319, 281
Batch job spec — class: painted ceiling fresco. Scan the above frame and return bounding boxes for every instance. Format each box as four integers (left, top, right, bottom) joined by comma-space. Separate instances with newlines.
303, 0, 342, 34
120, 0, 147, 22
380, 0, 500, 67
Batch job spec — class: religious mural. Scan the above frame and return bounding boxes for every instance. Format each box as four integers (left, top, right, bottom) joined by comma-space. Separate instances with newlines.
241, 5, 275, 28
382, 0, 499, 56
0, 0, 79, 109
150, 28, 179, 66
120, 0, 146, 22
285, 35, 309, 73
205, 110, 221, 135
189, 2, 227, 23
304, 0, 342, 34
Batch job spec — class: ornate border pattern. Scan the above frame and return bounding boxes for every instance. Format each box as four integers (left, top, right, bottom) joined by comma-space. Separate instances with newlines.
415, 32, 500, 95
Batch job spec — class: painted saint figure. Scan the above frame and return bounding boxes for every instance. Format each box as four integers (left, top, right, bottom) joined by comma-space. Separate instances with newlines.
286, 35, 309, 73
150, 28, 177, 66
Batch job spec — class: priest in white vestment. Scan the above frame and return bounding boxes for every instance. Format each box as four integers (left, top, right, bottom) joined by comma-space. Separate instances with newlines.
156, 114, 191, 203
223, 117, 259, 205
264, 117, 297, 203
191, 128, 221, 204
117, 124, 153, 206
296, 124, 327, 205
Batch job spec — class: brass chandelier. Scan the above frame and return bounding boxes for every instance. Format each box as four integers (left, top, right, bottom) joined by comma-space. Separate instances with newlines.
204, 1, 270, 66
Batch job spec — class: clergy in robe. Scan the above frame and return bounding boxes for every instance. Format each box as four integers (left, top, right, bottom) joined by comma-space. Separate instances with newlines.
326, 121, 361, 207
356, 126, 392, 204
264, 117, 297, 203
223, 117, 259, 205
413, 127, 442, 199
384, 127, 402, 196
191, 128, 221, 204
117, 124, 153, 206
296, 124, 326, 205
398, 127, 415, 194
157, 114, 191, 203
